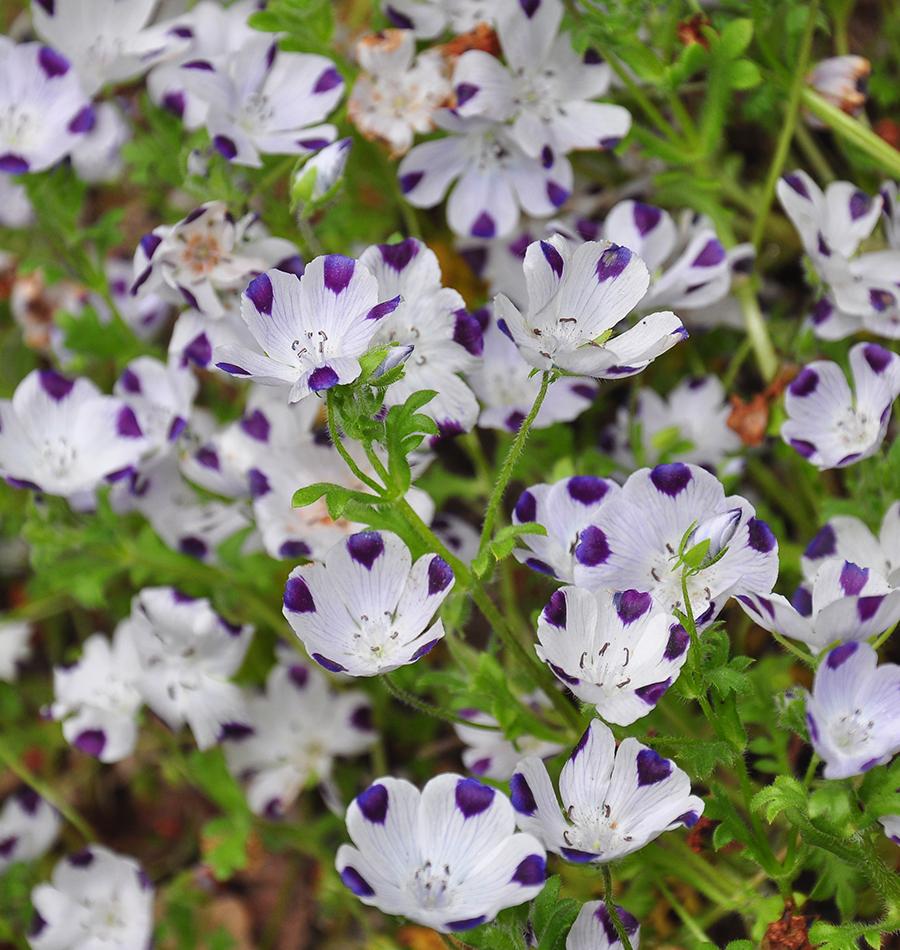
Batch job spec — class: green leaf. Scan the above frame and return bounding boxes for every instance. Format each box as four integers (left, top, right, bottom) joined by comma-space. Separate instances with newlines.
650, 736, 736, 779
729, 59, 762, 90
751, 776, 806, 823
718, 18, 754, 58
531, 875, 562, 936
201, 814, 251, 880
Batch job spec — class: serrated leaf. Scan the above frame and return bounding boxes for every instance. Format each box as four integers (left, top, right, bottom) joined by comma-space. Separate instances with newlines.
751, 776, 806, 823
531, 875, 562, 936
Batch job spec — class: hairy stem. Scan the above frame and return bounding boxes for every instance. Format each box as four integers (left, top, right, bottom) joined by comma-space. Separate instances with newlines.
602, 865, 635, 950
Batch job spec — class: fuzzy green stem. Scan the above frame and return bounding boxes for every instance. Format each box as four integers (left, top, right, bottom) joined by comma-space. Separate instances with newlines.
602, 865, 635, 950
382, 675, 497, 730
657, 879, 712, 944
479, 371, 552, 554
326, 393, 383, 492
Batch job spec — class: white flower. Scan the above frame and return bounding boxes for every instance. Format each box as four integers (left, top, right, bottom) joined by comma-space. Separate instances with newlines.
215, 255, 401, 402
454, 693, 564, 780
398, 112, 572, 239
511, 719, 703, 863
0, 38, 93, 174
537, 588, 689, 725
349, 30, 450, 156
31, 0, 177, 96
454, 0, 630, 160
283, 530, 453, 676
0, 369, 147, 497
359, 238, 481, 436
115, 356, 197, 458
511, 476, 619, 582
466, 308, 597, 431
805, 642, 900, 779
30, 846, 154, 950
432, 512, 480, 565
739, 558, 900, 654
782, 343, 900, 469
807, 56, 870, 125
167, 303, 257, 370
0, 621, 31, 682
128, 587, 253, 750
50, 621, 143, 763
178, 36, 343, 167
336, 773, 547, 932
382, 0, 497, 37
132, 201, 301, 319
572, 463, 779, 625
69, 101, 130, 183
0, 789, 60, 874
223, 655, 375, 817
801, 503, 900, 588
602, 376, 741, 470
496, 236, 686, 377
106, 258, 171, 341
111, 454, 252, 563
567, 900, 641, 950
147, 0, 261, 128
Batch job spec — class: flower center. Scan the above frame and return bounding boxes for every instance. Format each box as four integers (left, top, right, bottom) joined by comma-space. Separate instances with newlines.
830, 708, 874, 750
40, 437, 76, 478
410, 859, 453, 910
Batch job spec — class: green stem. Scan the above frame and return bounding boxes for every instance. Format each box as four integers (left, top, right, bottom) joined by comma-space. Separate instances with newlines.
326, 393, 382, 493
479, 371, 552, 555
871, 622, 897, 652
794, 123, 836, 184
0, 738, 95, 841
751, 0, 820, 250
771, 630, 815, 667
382, 675, 497, 730
601, 865, 635, 950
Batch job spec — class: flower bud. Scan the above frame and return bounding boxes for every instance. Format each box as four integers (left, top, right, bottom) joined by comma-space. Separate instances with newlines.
806, 56, 870, 127
290, 138, 351, 212
683, 507, 742, 567
372, 343, 414, 379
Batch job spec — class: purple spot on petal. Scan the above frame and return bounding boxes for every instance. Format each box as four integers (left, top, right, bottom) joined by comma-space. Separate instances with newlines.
514, 489, 537, 523
455, 778, 495, 817
341, 866, 374, 896
543, 590, 567, 628
216, 361, 251, 376
519, 0, 541, 16
633, 202, 662, 235
863, 343, 893, 374
308, 365, 340, 391
636, 747, 672, 786
747, 518, 776, 553
510, 773, 537, 815
38, 46, 70, 78
284, 575, 315, 612
649, 462, 691, 496
525, 558, 556, 576
453, 309, 484, 356
248, 468, 270, 498
805, 524, 836, 560
511, 854, 546, 886
635, 677, 672, 705
68, 106, 95, 134
246, 272, 273, 315
279, 540, 311, 559
456, 82, 478, 106
790, 438, 816, 459
849, 190, 871, 220
241, 409, 271, 442
411, 638, 440, 660
447, 916, 487, 932
614, 589, 652, 625
783, 173, 810, 199
858, 594, 884, 621
311, 653, 346, 673
162, 91, 185, 117
179, 536, 207, 559
575, 525, 610, 566
0, 154, 29, 173
196, 446, 219, 470
347, 532, 384, 569
826, 641, 858, 669
219, 721, 254, 741
791, 585, 813, 617
385, 4, 414, 28
839, 561, 868, 595
379, 238, 419, 272
117, 406, 143, 438
399, 171, 423, 194
540, 240, 564, 278
571, 725, 591, 759
427, 556, 453, 595
313, 66, 342, 93
73, 729, 105, 757
366, 294, 401, 321
39, 369, 74, 401
323, 254, 355, 294
357, 783, 388, 823
213, 134, 237, 160
471, 211, 496, 238
664, 623, 689, 659
596, 243, 632, 282
806, 711, 819, 741
68, 848, 94, 867
351, 704, 373, 731
547, 181, 569, 207
790, 367, 819, 397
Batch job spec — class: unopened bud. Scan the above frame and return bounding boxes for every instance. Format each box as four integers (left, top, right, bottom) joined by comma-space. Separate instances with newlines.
291, 138, 352, 212
683, 507, 742, 568
373, 343, 414, 379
